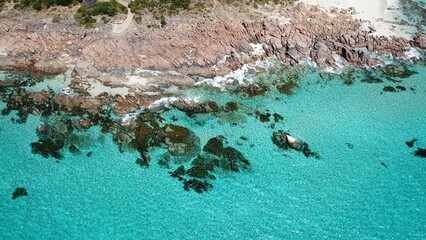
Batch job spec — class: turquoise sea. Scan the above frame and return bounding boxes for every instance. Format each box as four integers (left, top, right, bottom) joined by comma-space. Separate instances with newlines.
1, 60, 425, 239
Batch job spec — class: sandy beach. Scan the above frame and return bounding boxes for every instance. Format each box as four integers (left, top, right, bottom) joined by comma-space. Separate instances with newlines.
301, 0, 416, 38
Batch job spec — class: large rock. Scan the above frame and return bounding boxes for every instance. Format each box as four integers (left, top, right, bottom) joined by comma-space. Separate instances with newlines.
171, 98, 219, 114
411, 33, 426, 50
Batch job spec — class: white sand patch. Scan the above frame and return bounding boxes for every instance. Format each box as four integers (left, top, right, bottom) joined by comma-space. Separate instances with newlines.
300, 0, 416, 38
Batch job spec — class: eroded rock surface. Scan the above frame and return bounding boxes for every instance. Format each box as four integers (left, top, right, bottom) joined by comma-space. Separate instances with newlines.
1, 3, 423, 85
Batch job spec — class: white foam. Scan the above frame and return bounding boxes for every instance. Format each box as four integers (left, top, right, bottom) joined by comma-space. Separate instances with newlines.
134, 69, 162, 76
404, 47, 424, 61
387, 0, 399, 8
302, 57, 318, 68
196, 65, 253, 91
61, 87, 77, 96
119, 113, 138, 126
197, 58, 277, 91
148, 97, 179, 109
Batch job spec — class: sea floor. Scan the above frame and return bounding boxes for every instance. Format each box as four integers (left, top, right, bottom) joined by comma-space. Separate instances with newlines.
1, 61, 425, 239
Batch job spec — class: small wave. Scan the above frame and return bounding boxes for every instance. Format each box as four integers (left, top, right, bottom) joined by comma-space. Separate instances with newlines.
148, 97, 179, 109
404, 47, 424, 61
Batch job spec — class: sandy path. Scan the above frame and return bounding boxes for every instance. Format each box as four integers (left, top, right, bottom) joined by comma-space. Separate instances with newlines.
112, 0, 133, 35
300, 0, 416, 38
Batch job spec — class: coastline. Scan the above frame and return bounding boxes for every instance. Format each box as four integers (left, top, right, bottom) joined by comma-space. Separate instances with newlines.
0, 0, 425, 109
1, 1, 426, 238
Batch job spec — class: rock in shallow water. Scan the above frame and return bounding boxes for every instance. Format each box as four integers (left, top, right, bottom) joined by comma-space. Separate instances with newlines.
203, 135, 225, 156
414, 148, 426, 158
406, 138, 418, 148
12, 187, 28, 200
272, 130, 320, 159
183, 179, 213, 193
168, 135, 250, 193
31, 139, 64, 159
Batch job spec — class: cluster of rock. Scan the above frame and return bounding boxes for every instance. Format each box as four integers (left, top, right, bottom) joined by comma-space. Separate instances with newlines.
406, 138, 426, 158
169, 135, 251, 193
112, 112, 251, 193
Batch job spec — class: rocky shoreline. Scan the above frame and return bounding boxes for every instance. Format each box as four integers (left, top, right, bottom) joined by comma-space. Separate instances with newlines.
1, 2, 425, 87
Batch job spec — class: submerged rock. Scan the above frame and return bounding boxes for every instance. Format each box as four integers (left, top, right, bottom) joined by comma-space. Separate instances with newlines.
255, 111, 271, 123
273, 113, 284, 123
414, 148, 426, 158
202, 136, 251, 172
136, 157, 150, 168
224, 101, 239, 112
395, 85, 406, 91
222, 147, 250, 172
163, 124, 200, 158
171, 98, 219, 115
69, 145, 81, 155
12, 187, 28, 200
187, 156, 219, 179
278, 81, 299, 95
183, 179, 213, 193
203, 135, 225, 156
239, 84, 266, 97
382, 65, 417, 79
31, 139, 64, 159
167, 135, 250, 193
383, 86, 396, 92
406, 139, 418, 148
170, 165, 186, 179
361, 74, 383, 83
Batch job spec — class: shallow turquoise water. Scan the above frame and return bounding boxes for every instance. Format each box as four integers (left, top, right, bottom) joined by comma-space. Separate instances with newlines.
1, 62, 425, 239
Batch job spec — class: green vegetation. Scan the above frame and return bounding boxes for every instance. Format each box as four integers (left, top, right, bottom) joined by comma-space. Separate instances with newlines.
128, 0, 191, 23
128, 0, 296, 27
75, 0, 127, 27
128, 0, 190, 14
2, 0, 297, 27
128, 0, 191, 27
0, 0, 6, 10
13, 0, 73, 10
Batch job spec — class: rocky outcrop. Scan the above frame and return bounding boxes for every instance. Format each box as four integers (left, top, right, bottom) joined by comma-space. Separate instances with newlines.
412, 33, 426, 50
171, 98, 219, 114
0, 3, 422, 82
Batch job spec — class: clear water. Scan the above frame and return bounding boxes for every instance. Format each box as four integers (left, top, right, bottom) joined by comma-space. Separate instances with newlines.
1, 62, 425, 239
